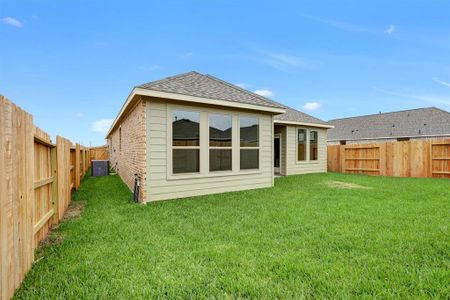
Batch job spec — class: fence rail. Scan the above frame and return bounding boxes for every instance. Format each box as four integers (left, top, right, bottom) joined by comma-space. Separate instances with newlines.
0, 95, 91, 300
89, 145, 109, 166
327, 139, 450, 178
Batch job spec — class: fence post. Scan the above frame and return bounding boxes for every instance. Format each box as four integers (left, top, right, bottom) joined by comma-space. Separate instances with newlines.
379, 143, 386, 176
75, 143, 80, 189
81, 147, 86, 176
50, 145, 59, 224
339, 145, 345, 173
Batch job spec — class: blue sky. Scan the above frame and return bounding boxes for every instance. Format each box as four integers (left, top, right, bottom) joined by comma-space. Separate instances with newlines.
1, 0, 450, 146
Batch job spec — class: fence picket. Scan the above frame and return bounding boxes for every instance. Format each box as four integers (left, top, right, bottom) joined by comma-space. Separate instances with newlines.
328, 139, 450, 178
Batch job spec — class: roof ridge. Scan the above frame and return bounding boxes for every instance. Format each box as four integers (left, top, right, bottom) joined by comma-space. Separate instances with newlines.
137, 71, 199, 88
204, 73, 286, 109
328, 107, 440, 122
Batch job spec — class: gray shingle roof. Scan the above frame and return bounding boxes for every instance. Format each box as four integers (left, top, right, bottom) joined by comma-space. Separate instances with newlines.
275, 107, 329, 125
328, 107, 450, 141
137, 71, 285, 109
138, 71, 329, 126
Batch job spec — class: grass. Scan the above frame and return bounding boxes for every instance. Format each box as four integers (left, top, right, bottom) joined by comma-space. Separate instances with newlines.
14, 173, 450, 299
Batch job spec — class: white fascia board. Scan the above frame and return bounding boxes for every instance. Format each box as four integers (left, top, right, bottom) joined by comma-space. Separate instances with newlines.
134, 88, 286, 114
274, 120, 334, 129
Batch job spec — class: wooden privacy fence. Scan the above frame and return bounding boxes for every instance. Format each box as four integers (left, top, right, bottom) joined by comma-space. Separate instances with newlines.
0, 95, 90, 300
327, 139, 450, 178
89, 145, 109, 166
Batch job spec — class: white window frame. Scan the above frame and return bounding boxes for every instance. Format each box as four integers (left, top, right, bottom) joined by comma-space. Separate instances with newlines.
170, 108, 202, 175
296, 127, 320, 164
208, 113, 233, 173
166, 104, 262, 180
309, 129, 319, 161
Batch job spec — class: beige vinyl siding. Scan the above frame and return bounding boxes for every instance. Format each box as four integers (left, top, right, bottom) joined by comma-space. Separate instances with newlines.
146, 98, 274, 202
285, 125, 327, 175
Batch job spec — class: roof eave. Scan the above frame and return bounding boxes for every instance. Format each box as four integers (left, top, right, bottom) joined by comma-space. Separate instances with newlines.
106, 87, 286, 138
274, 120, 334, 129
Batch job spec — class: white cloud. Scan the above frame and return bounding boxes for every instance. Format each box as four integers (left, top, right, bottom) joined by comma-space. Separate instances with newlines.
373, 87, 450, 106
254, 89, 274, 97
302, 102, 321, 111
433, 77, 450, 88
385, 25, 396, 34
92, 119, 113, 133
260, 52, 310, 70
300, 14, 368, 33
1, 17, 22, 28
235, 83, 251, 89
75, 112, 85, 118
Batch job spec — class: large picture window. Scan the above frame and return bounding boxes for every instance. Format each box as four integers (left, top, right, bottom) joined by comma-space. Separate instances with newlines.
310, 130, 318, 160
240, 116, 259, 170
209, 114, 232, 171
172, 110, 200, 173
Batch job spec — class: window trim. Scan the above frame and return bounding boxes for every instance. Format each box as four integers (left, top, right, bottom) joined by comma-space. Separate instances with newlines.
297, 128, 307, 162
296, 127, 321, 164
166, 104, 262, 180
309, 130, 318, 161
170, 108, 201, 175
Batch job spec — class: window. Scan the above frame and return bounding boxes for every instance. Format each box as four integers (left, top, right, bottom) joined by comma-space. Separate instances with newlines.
310, 130, 318, 160
209, 114, 232, 171
298, 129, 320, 162
172, 110, 200, 173
298, 129, 306, 161
119, 127, 122, 153
240, 117, 259, 170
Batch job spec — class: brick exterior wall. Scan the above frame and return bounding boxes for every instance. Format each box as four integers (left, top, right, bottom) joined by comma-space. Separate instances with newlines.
108, 99, 147, 202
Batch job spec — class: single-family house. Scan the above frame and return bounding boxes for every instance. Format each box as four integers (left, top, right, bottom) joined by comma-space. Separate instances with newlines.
328, 107, 450, 145
106, 71, 332, 202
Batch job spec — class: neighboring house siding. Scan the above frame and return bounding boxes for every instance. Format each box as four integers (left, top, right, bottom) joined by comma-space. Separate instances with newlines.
146, 98, 274, 202
108, 99, 147, 201
285, 125, 327, 175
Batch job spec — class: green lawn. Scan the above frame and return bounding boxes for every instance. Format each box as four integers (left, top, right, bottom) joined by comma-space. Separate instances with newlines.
14, 173, 450, 299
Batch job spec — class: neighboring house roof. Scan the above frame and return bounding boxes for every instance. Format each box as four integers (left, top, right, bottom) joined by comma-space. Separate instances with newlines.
138, 71, 285, 109
328, 107, 450, 141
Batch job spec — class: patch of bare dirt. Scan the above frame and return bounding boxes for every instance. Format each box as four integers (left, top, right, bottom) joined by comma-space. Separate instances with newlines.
40, 232, 66, 247
62, 201, 85, 221
325, 181, 371, 189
